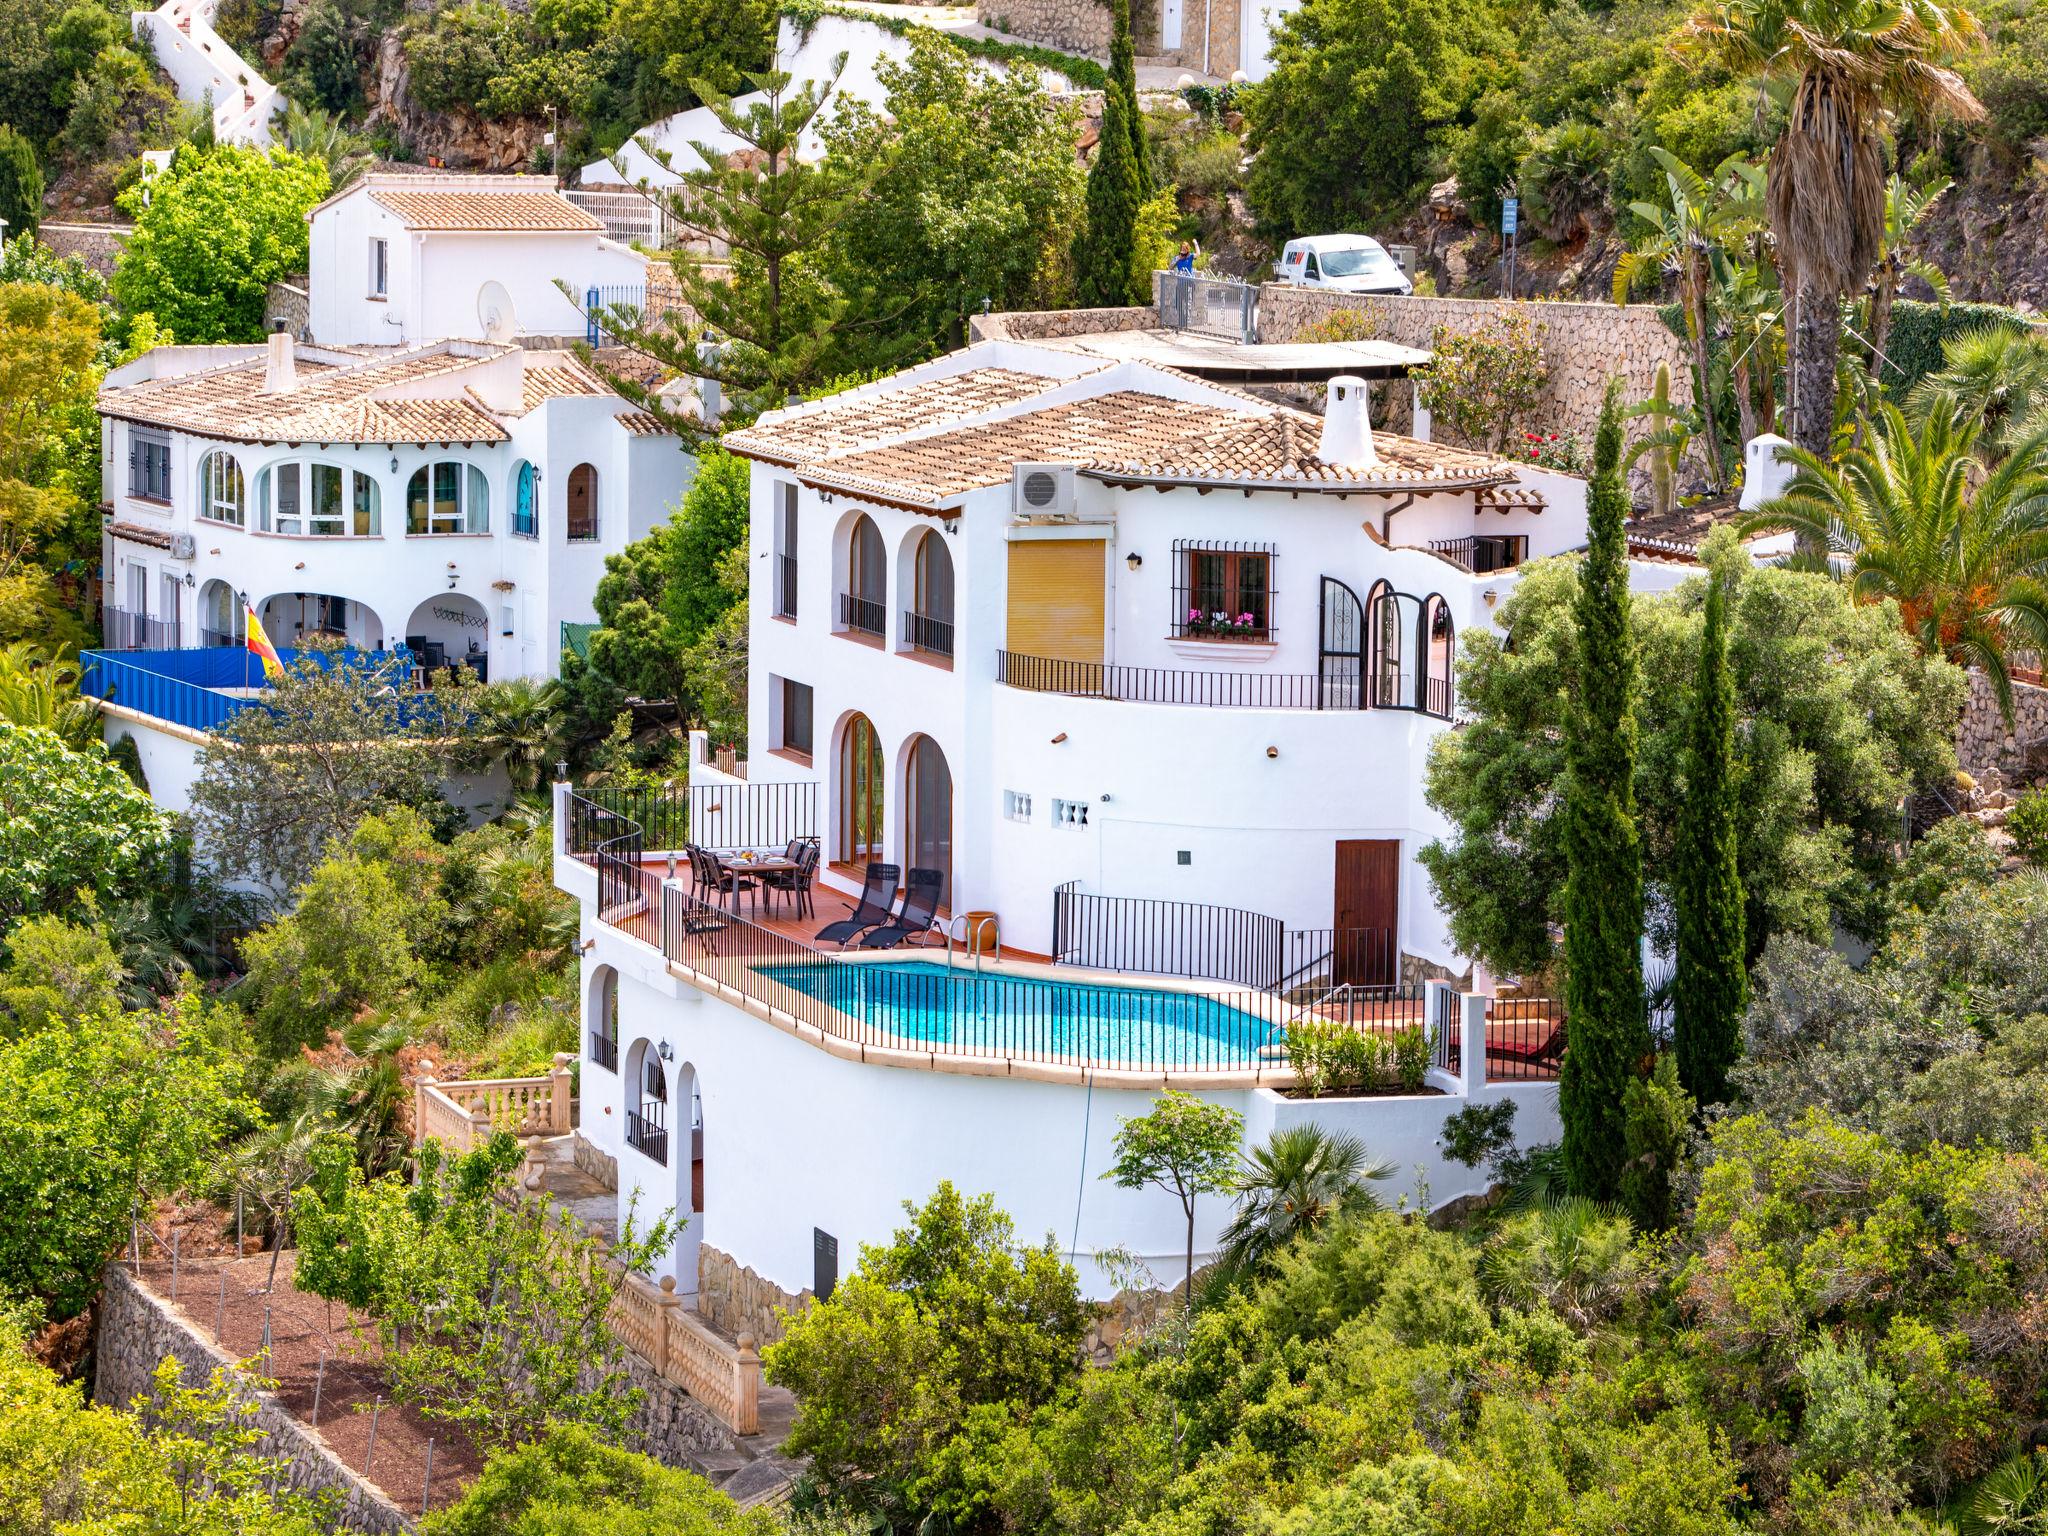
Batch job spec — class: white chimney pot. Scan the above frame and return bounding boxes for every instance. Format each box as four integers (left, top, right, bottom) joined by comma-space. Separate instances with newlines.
261, 327, 296, 394
1319, 375, 1379, 469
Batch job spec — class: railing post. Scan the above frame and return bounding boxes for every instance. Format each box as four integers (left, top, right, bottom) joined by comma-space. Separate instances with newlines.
553, 779, 571, 858
549, 1053, 573, 1135
1461, 989, 1491, 1098
733, 1332, 761, 1435
468, 1102, 491, 1152
414, 1062, 434, 1149
651, 1274, 679, 1376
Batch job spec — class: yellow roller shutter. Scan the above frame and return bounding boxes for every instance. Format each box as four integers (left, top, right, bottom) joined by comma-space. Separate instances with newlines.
1007, 539, 1105, 664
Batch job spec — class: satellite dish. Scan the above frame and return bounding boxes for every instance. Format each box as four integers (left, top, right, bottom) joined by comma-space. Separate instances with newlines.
477, 281, 517, 345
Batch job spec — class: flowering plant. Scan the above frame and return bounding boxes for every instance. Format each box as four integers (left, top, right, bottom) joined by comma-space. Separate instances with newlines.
1184, 608, 1264, 638
1516, 430, 1585, 472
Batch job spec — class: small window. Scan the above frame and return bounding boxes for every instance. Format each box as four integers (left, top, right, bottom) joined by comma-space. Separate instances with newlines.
406, 461, 488, 534
1174, 541, 1275, 639
199, 451, 244, 525
513, 461, 537, 539
567, 463, 598, 542
1004, 790, 1032, 823
774, 483, 798, 619
778, 677, 813, 756
1052, 798, 1090, 828
129, 433, 171, 500
369, 237, 388, 298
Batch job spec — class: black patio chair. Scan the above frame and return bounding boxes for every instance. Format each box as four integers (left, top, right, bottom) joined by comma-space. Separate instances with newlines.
760, 839, 820, 920
815, 861, 899, 948
858, 867, 945, 949
690, 845, 756, 913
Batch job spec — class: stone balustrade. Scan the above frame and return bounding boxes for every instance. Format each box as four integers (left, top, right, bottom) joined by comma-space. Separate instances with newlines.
611, 1271, 763, 1435
413, 1056, 574, 1151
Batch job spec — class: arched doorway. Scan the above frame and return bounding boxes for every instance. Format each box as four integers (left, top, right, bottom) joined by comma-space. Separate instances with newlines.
841, 514, 886, 637
512, 460, 538, 538
256, 592, 385, 651
906, 529, 955, 658
404, 593, 489, 677
904, 735, 953, 906
1423, 594, 1454, 718
623, 1039, 669, 1165
836, 712, 884, 867
587, 965, 619, 1073
198, 579, 243, 647
567, 464, 599, 542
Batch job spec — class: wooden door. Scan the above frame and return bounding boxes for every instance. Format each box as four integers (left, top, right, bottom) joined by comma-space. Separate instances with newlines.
1333, 839, 1399, 986
1006, 539, 1105, 665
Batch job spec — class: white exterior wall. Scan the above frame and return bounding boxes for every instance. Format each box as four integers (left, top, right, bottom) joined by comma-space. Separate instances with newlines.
570, 867, 1563, 1302
307, 191, 645, 347
99, 404, 692, 681
132, 0, 280, 146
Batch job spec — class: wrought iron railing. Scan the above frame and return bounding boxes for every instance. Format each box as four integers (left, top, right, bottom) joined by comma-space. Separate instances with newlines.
589, 1029, 619, 1073
903, 609, 954, 658
103, 609, 181, 650
1000, 650, 1332, 709
1054, 882, 1396, 994
775, 553, 799, 619
839, 591, 885, 638
626, 1101, 669, 1164
1432, 983, 1462, 1074
1484, 996, 1566, 1082
197, 626, 240, 649
1428, 534, 1529, 573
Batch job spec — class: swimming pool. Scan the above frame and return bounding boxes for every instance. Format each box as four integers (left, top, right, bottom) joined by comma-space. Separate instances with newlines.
752, 959, 1285, 1071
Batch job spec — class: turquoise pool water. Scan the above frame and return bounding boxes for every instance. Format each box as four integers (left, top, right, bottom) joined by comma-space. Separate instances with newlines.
753, 959, 1282, 1070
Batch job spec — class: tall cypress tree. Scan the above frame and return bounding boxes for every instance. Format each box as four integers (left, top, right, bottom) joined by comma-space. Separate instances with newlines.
1673, 573, 1747, 1104
1073, 72, 1145, 305
1109, 0, 1153, 201
1559, 380, 1649, 1201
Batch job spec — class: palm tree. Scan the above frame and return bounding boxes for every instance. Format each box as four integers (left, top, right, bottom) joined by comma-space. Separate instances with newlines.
475, 676, 568, 796
1216, 1125, 1392, 1278
279, 103, 374, 192
1864, 172, 1952, 383
1963, 1450, 2048, 1535
1614, 148, 1761, 491
1680, 0, 1985, 460
1747, 400, 2048, 715
0, 642, 101, 749
1908, 325, 2048, 462
1717, 257, 1784, 448
1477, 1196, 1646, 1331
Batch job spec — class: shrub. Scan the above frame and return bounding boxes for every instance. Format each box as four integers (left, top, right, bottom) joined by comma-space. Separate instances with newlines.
1518, 119, 1611, 242
0, 126, 43, 243
1967, 3, 2048, 159
403, 3, 526, 115
1392, 1024, 1431, 1091
1286, 1020, 1429, 1095
1449, 91, 1533, 235
1618, 1054, 1691, 1231
2005, 786, 2048, 864
1413, 308, 1547, 453
1876, 299, 2036, 395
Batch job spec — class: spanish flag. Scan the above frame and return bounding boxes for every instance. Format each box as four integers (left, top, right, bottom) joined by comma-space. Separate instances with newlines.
244, 599, 284, 682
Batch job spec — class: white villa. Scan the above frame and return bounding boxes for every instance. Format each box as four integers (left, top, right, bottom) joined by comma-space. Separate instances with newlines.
551, 337, 1698, 1335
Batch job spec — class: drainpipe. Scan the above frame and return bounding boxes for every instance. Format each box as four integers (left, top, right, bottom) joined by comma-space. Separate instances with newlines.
1378, 491, 1415, 542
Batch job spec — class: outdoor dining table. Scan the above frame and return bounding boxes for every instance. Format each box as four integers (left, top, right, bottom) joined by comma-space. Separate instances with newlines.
712, 851, 801, 916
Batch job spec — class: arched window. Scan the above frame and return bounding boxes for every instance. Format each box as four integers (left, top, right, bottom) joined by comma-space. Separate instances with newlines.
1423, 595, 1454, 718
406, 462, 489, 534
567, 463, 598, 542
589, 966, 618, 1072
908, 530, 954, 658
841, 515, 885, 637
254, 463, 377, 535
905, 735, 953, 907
1364, 579, 1403, 709
837, 713, 884, 866
513, 461, 537, 539
198, 452, 245, 526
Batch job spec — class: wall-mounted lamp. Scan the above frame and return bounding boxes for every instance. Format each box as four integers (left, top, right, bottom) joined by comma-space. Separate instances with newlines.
1265, 745, 1280, 759
578, 937, 596, 952
1126, 551, 1143, 571
389, 457, 399, 474
183, 571, 195, 587
1050, 731, 1068, 745
1482, 588, 1499, 608
657, 1040, 675, 1062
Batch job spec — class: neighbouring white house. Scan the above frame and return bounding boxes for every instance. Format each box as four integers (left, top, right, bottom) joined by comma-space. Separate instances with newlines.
95, 328, 692, 691
550, 337, 1674, 1331
303, 175, 652, 348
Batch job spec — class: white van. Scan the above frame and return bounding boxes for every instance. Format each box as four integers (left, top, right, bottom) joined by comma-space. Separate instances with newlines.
1272, 235, 1413, 296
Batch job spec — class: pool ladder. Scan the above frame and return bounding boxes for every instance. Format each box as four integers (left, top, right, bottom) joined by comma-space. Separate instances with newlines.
944, 913, 1000, 1020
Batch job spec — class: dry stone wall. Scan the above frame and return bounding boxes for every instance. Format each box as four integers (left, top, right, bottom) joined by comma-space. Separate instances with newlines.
1956, 669, 2048, 784
1255, 286, 1694, 470
973, 304, 1161, 342
94, 1264, 415, 1536
698, 1245, 810, 1347
975, 0, 1111, 54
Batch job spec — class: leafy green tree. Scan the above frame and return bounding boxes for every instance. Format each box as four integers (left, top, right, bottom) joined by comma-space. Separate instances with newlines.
1103, 1090, 1243, 1303
1412, 307, 1547, 453
1558, 382, 1648, 1203
592, 69, 866, 431
0, 281, 102, 648
820, 34, 1084, 363
605, 0, 773, 122
403, 2, 527, 113
113, 145, 330, 344
237, 853, 427, 1056
1216, 1125, 1391, 1281
1420, 538, 1963, 980
0, 993, 250, 1318
1243, 0, 1506, 237
1, 914, 123, 1035
1672, 573, 1746, 1105
1619, 1053, 1692, 1230
189, 645, 487, 891
0, 125, 41, 241
764, 1182, 1088, 1529
281, 0, 371, 117
0, 723, 173, 933
424, 1426, 778, 1536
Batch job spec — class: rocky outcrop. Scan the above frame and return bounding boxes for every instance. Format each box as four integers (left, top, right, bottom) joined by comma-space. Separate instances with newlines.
1914, 169, 2048, 314
370, 32, 547, 170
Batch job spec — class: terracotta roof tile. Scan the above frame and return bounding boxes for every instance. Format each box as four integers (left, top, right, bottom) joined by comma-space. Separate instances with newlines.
106, 520, 175, 549
615, 409, 676, 436
1096, 409, 1518, 491
1477, 484, 1549, 511
368, 189, 603, 232
723, 369, 1064, 466
519, 359, 610, 412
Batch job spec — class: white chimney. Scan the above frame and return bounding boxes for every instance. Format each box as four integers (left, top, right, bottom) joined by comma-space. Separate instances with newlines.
261, 320, 296, 394
1738, 433, 1797, 511
1319, 375, 1378, 469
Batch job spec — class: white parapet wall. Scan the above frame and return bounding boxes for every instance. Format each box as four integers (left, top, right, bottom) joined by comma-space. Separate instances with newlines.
132, 0, 281, 147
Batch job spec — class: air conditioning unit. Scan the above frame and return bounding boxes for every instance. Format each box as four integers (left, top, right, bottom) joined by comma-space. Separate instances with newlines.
169, 533, 197, 561
1013, 463, 1077, 520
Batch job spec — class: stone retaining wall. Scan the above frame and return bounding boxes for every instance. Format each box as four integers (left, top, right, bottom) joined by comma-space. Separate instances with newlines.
698, 1245, 809, 1347
972, 304, 1159, 343
1256, 286, 1693, 450
264, 279, 311, 340
94, 1264, 415, 1536
571, 1131, 619, 1191
1957, 668, 2048, 783
39, 221, 130, 275
975, 0, 1111, 55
